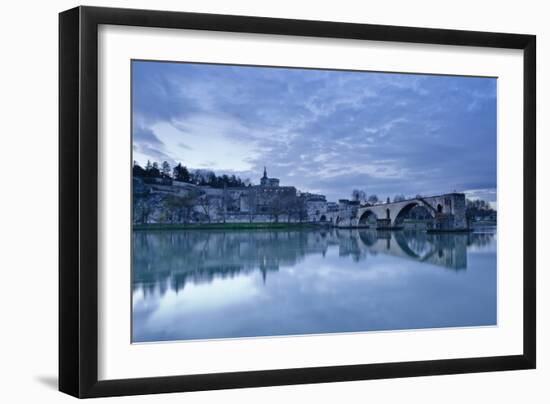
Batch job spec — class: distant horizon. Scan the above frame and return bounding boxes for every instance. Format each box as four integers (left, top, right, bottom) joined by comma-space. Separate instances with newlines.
132, 61, 497, 208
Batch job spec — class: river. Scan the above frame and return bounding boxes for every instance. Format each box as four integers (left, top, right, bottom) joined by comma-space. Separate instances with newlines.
132, 226, 496, 342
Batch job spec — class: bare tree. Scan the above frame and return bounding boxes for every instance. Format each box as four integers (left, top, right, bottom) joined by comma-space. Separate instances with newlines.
284, 196, 307, 223
351, 189, 366, 202
247, 191, 258, 223
134, 197, 152, 224
164, 194, 195, 224
161, 161, 172, 178
292, 197, 309, 223
197, 193, 214, 223
269, 196, 283, 223
393, 194, 406, 202
269, 193, 293, 223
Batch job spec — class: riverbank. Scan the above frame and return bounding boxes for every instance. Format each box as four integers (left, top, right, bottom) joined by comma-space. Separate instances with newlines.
471, 220, 497, 226
133, 222, 317, 231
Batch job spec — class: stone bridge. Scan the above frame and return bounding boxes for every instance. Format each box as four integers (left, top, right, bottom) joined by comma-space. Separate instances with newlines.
329, 192, 468, 232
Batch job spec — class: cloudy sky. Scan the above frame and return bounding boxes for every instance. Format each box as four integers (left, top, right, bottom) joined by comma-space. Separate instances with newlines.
132, 60, 497, 206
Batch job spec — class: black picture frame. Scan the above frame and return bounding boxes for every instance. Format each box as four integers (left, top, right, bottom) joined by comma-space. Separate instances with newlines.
59, 5, 536, 398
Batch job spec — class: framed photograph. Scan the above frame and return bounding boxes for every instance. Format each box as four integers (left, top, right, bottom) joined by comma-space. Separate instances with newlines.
59, 6, 536, 398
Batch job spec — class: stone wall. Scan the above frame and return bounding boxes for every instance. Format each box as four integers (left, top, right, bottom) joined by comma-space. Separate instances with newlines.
133, 177, 317, 225
133, 177, 468, 231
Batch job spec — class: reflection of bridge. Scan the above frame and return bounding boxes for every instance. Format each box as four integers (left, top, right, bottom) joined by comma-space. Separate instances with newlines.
133, 227, 491, 296
330, 193, 468, 231
350, 230, 468, 270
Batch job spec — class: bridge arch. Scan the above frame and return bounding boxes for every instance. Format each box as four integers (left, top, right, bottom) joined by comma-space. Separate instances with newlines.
393, 201, 436, 226
358, 209, 377, 226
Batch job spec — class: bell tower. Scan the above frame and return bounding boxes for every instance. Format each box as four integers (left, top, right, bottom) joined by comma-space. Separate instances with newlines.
260, 166, 279, 187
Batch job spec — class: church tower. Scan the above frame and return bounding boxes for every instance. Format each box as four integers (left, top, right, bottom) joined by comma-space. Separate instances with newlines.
260, 166, 279, 187
260, 166, 268, 186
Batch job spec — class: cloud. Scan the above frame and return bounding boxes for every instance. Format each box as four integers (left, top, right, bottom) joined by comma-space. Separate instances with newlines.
133, 125, 163, 145
134, 143, 176, 167
132, 61, 497, 204
132, 120, 176, 166
464, 188, 498, 209
178, 142, 193, 150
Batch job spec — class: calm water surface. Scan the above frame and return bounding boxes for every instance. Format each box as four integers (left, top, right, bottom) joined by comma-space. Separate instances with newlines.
132, 227, 496, 342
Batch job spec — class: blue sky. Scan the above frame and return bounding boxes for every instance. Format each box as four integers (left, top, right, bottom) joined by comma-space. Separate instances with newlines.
132, 60, 497, 206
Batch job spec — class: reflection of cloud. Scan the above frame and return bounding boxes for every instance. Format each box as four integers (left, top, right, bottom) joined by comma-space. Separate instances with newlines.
132, 228, 477, 299
132, 228, 496, 342
132, 61, 497, 203
153, 276, 260, 317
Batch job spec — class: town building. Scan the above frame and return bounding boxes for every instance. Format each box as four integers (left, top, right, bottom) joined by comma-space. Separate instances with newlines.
133, 168, 471, 231
134, 167, 323, 224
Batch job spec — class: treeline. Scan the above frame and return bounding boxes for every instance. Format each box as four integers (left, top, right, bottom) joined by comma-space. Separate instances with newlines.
133, 160, 249, 188
351, 189, 420, 204
465, 198, 496, 220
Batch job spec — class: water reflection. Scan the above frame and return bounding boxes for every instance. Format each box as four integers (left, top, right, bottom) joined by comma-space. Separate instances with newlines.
133, 228, 493, 293
132, 227, 496, 342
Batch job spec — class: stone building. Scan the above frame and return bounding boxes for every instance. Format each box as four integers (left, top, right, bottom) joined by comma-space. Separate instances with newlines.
134, 167, 314, 224
259, 166, 280, 187
133, 168, 470, 231
301, 192, 329, 222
